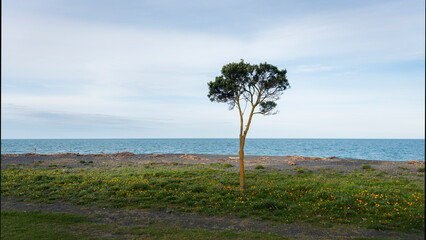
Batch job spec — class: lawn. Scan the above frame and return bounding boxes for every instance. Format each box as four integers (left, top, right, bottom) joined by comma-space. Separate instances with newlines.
1, 163, 424, 232
1, 210, 285, 240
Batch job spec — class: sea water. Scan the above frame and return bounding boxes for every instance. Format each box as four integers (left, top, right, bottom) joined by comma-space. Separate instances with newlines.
1, 138, 424, 161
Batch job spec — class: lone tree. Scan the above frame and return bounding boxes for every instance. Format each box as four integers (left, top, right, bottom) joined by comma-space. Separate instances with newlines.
208, 60, 289, 191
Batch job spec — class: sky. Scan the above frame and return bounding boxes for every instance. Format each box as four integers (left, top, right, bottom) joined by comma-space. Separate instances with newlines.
1, 0, 425, 139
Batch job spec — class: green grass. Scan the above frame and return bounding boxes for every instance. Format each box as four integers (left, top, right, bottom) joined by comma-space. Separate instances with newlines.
361, 165, 375, 171
1, 210, 286, 240
1, 164, 424, 232
1, 211, 92, 240
223, 163, 233, 168
111, 225, 286, 239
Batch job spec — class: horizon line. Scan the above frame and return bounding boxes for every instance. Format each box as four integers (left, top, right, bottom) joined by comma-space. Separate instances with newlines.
2, 137, 425, 140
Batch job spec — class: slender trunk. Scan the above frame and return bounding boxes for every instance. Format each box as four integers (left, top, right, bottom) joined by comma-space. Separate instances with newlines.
238, 102, 257, 191
236, 93, 259, 192
239, 135, 246, 191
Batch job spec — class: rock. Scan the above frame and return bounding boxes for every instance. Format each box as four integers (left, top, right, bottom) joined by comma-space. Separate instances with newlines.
229, 157, 239, 160
288, 161, 296, 166
258, 157, 270, 160
291, 155, 305, 160
407, 160, 425, 165
328, 156, 339, 159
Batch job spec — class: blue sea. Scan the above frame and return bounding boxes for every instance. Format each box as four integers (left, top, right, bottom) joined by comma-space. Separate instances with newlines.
1, 138, 424, 161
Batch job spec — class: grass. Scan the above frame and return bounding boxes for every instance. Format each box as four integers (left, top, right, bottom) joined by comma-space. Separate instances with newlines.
1, 210, 285, 240
361, 165, 375, 171
223, 163, 233, 168
1, 210, 91, 240
1, 164, 424, 232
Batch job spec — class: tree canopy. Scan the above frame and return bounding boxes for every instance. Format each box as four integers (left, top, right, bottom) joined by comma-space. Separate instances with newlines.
208, 60, 289, 115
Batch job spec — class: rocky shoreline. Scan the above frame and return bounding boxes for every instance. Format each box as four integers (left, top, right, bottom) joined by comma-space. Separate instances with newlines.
1, 152, 424, 176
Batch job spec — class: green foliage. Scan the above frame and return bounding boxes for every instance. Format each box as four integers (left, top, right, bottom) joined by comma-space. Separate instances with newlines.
259, 101, 277, 115
361, 165, 375, 171
375, 171, 388, 177
223, 163, 233, 168
254, 165, 265, 169
251, 199, 285, 210
207, 60, 289, 115
129, 183, 150, 191
418, 167, 425, 173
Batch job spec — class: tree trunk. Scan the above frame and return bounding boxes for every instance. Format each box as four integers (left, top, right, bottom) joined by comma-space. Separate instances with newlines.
238, 102, 258, 192
239, 136, 246, 191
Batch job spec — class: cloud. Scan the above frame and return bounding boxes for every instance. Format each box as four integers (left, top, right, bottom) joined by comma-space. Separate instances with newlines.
3, 4, 423, 100
294, 64, 337, 73
3, 1, 423, 84
1, 104, 146, 127
1, 0, 424, 138
1, 103, 238, 138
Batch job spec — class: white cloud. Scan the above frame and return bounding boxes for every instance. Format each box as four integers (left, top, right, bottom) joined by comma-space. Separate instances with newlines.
294, 64, 337, 73
3, 1, 423, 85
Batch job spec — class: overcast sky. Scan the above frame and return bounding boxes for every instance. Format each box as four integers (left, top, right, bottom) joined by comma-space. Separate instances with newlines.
1, 0, 425, 139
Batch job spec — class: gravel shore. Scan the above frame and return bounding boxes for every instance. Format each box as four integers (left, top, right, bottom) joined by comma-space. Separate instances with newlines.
1, 153, 424, 176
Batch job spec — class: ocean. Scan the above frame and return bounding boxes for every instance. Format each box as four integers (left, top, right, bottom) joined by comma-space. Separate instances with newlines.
1, 138, 424, 161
